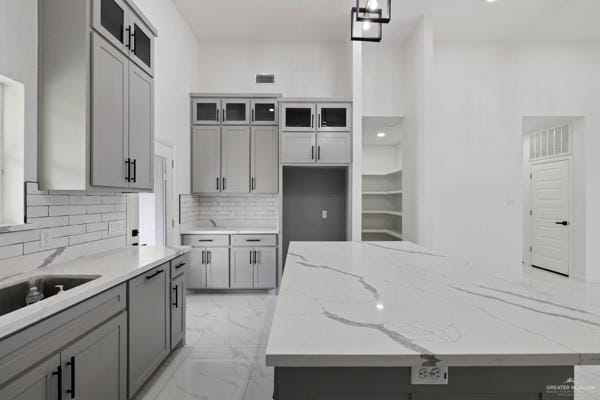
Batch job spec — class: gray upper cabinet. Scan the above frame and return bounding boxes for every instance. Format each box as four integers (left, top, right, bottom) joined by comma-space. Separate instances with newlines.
39, 0, 156, 192
192, 99, 221, 125
222, 99, 250, 125
0, 354, 60, 400
317, 103, 352, 132
251, 100, 278, 125
91, 33, 129, 189
231, 248, 255, 289
192, 126, 221, 194
316, 132, 352, 164
92, 0, 155, 76
60, 314, 127, 400
128, 265, 170, 398
281, 103, 316, 132
128, 62, 154, 190
222, 126, 250, 194
251, 127, 279, 194
281, 132, 316, 164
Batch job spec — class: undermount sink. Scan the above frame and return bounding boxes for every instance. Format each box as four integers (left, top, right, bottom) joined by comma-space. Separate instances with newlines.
0, 275, 99, 317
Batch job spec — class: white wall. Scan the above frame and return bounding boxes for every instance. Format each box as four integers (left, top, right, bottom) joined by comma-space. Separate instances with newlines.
362, 145, 402, 175
431, 42, 600, 279
362, 41, 405, 116
401, 16, 434, 247
196, 41, 352, 98
131, 0, 201, 240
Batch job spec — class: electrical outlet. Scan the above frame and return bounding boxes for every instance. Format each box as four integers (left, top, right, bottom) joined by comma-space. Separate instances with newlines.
321, 210, 328, 219
411, 366, 449, 385
40, 230, 51, 247
108, 221, 126, 236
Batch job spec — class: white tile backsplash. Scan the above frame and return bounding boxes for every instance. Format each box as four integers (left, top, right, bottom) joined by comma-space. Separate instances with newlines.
0, 183, 127, 279
180, 194, 280, 230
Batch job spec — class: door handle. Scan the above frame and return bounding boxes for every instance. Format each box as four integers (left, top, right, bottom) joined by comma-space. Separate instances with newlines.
251, 177, 255, 191
311, 114, 314, 128
130, 29, 136, 53
217, 108, 220, 122
222, 177, 226, 191
207, 251, 211, 264
318, 114, 321, 128
125, 158, 131, 182
175, 262, 186, 269
318, 146, 321, 161
311, 145, 314, 160
201, 250, 205, 264
253, 250, 257, 265
132, 159, 137, 183
250, 250, 253, 264
555, 221, 569, 226
252, 108, 255, 122
146, 269, 164, 280
172, 285, 179, 308
52, 366, 62, 400
125, 26, 132, 49
217, 177, 220, 191
66, 357, 75, 399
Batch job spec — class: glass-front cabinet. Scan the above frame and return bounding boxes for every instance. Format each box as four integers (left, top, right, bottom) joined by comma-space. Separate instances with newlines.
317, 103, 352, 131
192, 99, 221, 125
92, 0, 155, 76
222, 99, 250, 125
281, 103, 316, 131
251, 100, 278, 125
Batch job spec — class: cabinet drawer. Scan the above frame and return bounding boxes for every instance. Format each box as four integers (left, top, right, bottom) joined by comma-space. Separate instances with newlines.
182, 234, 229, 247
231, 234, 277, 247
170, 254, 189, 279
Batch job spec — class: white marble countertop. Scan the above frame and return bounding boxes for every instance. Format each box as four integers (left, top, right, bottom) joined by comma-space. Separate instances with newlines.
181, 227, 279, 235
265, 241, 600, 368
0, 246, 189, 340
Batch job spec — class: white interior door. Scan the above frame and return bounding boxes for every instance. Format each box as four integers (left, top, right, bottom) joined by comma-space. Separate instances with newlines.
530, 160, 570, 275
139, 155, 166, 246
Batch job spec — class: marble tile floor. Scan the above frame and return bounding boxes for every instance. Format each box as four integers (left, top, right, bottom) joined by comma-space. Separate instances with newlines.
135, 292, 600, 400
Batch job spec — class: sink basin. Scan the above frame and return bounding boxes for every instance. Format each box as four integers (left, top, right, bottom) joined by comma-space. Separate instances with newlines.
0, 275, 99, 317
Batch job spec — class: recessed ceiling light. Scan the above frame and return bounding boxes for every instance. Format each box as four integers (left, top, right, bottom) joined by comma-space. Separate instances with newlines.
376, 303, 384, 310
485, 0, 498, 3
377, 132, 386, 138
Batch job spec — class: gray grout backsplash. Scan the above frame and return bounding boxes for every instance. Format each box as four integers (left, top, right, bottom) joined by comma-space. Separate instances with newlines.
0, 183, 127, 279
180, 194, 280, 230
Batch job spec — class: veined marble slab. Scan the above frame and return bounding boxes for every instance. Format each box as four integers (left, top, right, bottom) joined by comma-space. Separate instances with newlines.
181, 228, 279, 235
266, 241, 600, 368
0, 246, 190, 339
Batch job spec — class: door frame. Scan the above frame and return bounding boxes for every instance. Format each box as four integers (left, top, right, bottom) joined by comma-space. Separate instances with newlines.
527, 156, 574, 276
155, 141, 176, 246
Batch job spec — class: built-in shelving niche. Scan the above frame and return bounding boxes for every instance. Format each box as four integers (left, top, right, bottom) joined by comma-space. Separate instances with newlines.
362, 170, 402, 241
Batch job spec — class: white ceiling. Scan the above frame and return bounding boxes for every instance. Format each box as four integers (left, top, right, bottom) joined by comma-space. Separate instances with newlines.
363, 116, 403, 145
172, 0, 600, 43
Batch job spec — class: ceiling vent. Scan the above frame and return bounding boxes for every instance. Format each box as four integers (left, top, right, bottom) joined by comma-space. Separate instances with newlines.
256, 74, 275, 84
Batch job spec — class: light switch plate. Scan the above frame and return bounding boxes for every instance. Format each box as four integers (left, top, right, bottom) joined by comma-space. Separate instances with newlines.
108, 221, 126, 236
40, 230, 51, 247
411, 366, 449, 385
321, 210, 328, 219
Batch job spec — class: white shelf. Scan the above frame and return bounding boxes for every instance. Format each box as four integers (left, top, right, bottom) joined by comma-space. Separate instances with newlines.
362, 169, 402, 177
361, 229, 403, 240
362, 210, 403, 217
362, 190, 403, 195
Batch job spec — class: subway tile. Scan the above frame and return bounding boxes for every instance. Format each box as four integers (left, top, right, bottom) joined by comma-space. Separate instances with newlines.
0, 244, 24, 260
87, 204, 117, 214
49, 205, 87, 216
69, 232, 102, 246
20, 216, 69, 231
27, 206, 49, 218
102, 212, 126, 222
23, 237, 69, 254
86, 222, 108, 233
69, 214, 102, 225
27, 195, 69, 206
44, 225, 86, 238
101, 195, 126, 205
70, 195, 102, 205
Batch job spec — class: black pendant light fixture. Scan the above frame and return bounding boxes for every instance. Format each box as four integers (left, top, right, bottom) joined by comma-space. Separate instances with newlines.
355, 0, 391, 23
350, 0, 390, 42
351, 7, 383, 42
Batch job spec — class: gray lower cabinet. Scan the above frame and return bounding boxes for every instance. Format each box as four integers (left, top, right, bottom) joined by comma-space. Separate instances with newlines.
254, 247, 277, 289
231, 248, 255, 289
221, 126, 250, 193
251, 126, 279, 194
0, 354, 60, 400
188, 247, 207, 288
60, 313, 127, 400
192, 126, 221, 194
128, 264, 170, 398
206, 248, 230, 289
170, 269, 186, 350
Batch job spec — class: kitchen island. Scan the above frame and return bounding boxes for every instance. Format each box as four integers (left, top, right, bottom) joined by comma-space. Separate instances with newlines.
266, 241, 600, 398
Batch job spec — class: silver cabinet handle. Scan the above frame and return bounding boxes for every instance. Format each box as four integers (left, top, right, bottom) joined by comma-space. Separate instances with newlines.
311, 146, 314, 160
216, 177, 220, 191
318, 146, 321, 161
207, 251, 211, 264
249, 250, 253, 264
222, 177, 226, 191
201, 250, 205, 264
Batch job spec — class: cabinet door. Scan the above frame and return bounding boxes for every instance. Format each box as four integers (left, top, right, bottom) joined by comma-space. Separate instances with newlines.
221, 126, 250, 193
170, 274, 186, 350
230, 248, 254, 289
206, 248, 230, 289
317, 103, 352, 132
254, 247, 277, 289
61, 313, 127, 400
187, 248, 207, 289
281, 132, 316, 164
192, 126, 221, 194
0, 354, 60, 400
92, 0, 128, 52
192, 99, 221, 125
128, 62, 154, 190
222, 99, 250, 125
251, 100, 278, 125
316, 132, 352, 164
281, 103, 316, 131
251, 127, 279, 194
91, 33, 129, 189
130, 16, 154, 76
128, 265, 170, 397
